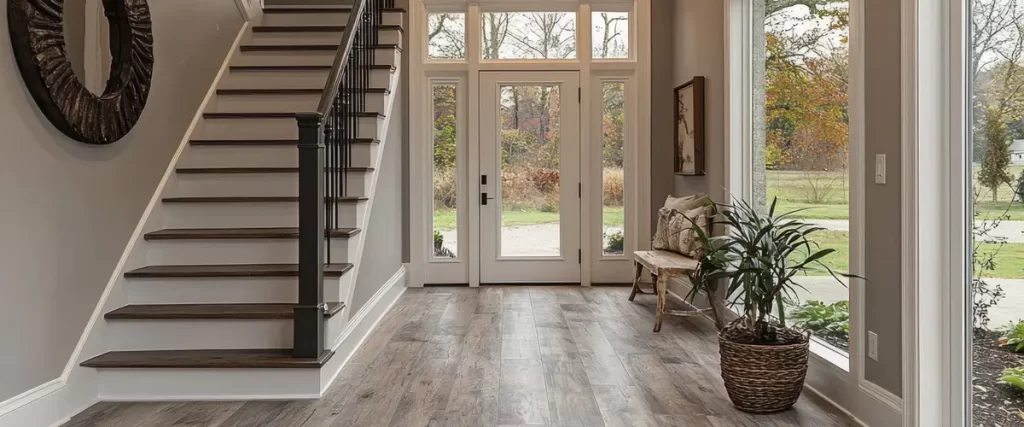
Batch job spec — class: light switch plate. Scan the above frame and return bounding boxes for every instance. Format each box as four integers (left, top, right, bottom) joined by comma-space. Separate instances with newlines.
868, 331, 879, 361
875, 154, 886, 184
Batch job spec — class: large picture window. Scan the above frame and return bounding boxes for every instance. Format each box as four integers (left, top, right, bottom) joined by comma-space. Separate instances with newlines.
751, 0, 852, 354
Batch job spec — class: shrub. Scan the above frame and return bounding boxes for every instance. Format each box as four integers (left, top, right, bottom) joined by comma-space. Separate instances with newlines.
433, 168, 458, 209
1000, 320, 1024, 352
789, 300, 850, 349
603, 168, 624, 206
604, 231, 624, 254
433, 230, 454, 258
529, 168, 560, 193
501, 167, 544, 210
1000, 366, 1024, 391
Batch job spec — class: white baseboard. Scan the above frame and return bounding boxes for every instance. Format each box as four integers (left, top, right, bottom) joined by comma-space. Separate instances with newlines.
320, 265, 407, 393
0, 22, 251, 427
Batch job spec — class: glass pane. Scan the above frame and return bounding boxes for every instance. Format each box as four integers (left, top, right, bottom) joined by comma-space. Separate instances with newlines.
969, 0, 1024, 423
427, 13, 466, 60
753, 1, 851, 353
432, 84, 458, 258
481, 12, 577, 59
592, 12, 629, 59
602, 82, 626, 256
499, 85, 562, 257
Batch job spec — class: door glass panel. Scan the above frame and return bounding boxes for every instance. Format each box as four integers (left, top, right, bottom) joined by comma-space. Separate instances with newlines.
602, 82, 626, 256
432, 83, 458, 258
499, 84, 562, 257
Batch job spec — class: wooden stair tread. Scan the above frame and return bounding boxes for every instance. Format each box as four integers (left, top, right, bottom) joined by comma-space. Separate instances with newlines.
175, 166, 374, 174
189, 138, 378, 146
216, 87, 390, 95
203, 112, 385, 119
261, 7, 404, 13
144, 227, 360, 241
81, 349, 333, 369
161, 196, 368, 203
105, 302, 345, 320
228, 64, 394, 72
124, 263, 353, 278
252, 24, 402, 33
239, 44, 401, 52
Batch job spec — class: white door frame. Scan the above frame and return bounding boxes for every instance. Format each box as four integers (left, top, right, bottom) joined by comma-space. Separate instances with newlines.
407, 0, 653, 287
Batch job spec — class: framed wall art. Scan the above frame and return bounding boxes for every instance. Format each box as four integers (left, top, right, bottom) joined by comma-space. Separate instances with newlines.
674, 76, 705, 176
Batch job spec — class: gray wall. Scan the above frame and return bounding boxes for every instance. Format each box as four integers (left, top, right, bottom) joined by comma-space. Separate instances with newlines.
862, 0, 903, 395
655, 0, 903, 397
0, 0, 242, 401
351, 87, 406, 313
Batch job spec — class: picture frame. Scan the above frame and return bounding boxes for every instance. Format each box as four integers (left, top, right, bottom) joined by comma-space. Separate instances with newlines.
674, 77, 706, 176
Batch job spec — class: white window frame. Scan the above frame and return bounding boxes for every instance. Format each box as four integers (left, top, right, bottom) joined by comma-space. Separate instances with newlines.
725, 0, 901, 424
409, 0, 652, 287
903, 0, 969, 424
424, 9, 468, 62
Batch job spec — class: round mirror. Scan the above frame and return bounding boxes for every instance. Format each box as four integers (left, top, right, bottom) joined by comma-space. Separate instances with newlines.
8, 0, 155, 145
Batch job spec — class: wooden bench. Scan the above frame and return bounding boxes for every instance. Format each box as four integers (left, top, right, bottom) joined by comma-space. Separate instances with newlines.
630, 250, 724, 332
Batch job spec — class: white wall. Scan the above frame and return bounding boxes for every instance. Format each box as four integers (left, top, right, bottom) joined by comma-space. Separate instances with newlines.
0, 0, 243, 402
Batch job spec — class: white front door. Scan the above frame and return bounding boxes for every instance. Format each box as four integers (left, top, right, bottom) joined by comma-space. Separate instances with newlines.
478, 71, 581, 283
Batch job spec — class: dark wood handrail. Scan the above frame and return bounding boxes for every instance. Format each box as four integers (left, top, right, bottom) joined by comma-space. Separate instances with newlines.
316, 0, 367, 115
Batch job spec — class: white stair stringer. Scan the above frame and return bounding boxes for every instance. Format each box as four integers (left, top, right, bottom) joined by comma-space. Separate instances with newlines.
75, 7, 406, 402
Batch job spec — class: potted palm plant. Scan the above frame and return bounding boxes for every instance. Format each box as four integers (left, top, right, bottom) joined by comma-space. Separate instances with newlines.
686, 197, 856, 414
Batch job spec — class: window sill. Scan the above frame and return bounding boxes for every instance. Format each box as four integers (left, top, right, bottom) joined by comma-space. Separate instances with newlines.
809, 338, 850, 372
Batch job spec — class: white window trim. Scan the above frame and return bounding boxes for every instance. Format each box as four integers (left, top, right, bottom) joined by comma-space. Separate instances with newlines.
724, 0, 901, 424
409, 0, 652, 287
902, 0, 969, 424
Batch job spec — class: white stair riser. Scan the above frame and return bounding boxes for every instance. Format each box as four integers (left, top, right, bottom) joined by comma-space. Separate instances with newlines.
107, 320, 293, 350
122, 278, 299, 304
162, 201, 360, 229
171, 171, 371, 198
259, 10, 403, 27
182, 143, 376, 168
219, 68, 390, 90
207, 92, 386, 113
122, 276, 349, 305
143, 238, 353, 265
193, 116, 380, 140
231, 47, 398, 68
247, 28, 402, 46
105, 316, 345, 351
98, 368, 322, 401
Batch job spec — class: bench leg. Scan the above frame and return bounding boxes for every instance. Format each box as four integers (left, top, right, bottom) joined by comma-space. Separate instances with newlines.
654, 274, 667, 332
628, 262, 644, 301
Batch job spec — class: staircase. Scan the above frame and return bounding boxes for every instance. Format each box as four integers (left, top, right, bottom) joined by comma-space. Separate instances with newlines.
77, 1, 403, 399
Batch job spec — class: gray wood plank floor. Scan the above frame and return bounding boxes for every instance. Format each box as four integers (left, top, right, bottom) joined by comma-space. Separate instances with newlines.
64, 286, 854, 427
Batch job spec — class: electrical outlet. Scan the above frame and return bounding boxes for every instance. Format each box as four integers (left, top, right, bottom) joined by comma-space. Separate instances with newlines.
868, 331, 879, 361
875, 154, 886, 184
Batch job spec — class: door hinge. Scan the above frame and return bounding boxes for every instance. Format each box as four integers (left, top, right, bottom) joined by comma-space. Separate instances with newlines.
578, 183, 582, 198
578, 87, 581, 103
578, 249, 582, 264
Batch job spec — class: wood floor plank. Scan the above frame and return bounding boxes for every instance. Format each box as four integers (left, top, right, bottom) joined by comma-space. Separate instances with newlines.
387, 357, 459, 427
137, 402, 243, 427
623, 354, 706, 416
435, 288, 480, 336
294, 362, 369, 427
331, 342, 425, 427
390, 292, 452, 342
217, 402, 294, 427
475, 287, 504, 314
497, 359, 551, 425
580, 351, 635, 386
592, 385, 660, 427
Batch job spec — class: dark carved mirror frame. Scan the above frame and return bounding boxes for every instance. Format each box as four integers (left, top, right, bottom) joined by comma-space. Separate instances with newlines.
7, 0, 154, 145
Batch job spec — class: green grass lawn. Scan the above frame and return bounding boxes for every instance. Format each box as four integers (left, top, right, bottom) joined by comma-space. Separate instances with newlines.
806, 230, 1024, 278
432, 206, 625, 231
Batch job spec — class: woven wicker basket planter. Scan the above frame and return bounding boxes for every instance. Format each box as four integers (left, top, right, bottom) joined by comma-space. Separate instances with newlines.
718, 326, 810, 414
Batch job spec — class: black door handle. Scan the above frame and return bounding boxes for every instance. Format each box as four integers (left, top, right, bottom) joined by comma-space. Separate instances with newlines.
482, 193, 495, 205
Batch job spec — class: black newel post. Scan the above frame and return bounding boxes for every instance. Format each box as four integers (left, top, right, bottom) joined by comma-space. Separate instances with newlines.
294, 113, 326, 358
